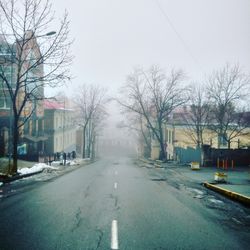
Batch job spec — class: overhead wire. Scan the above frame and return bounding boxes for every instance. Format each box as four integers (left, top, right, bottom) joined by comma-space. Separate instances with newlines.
153, 0, 204, 73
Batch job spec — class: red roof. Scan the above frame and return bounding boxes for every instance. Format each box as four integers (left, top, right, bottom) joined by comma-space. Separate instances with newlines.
44, 100, 64, 110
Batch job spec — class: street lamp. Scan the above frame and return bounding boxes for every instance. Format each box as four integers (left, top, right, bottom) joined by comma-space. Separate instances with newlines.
44, 31, 56, 36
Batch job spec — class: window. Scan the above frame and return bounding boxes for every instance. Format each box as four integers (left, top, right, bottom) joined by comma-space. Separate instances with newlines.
165, 129, 168, 142
0, 90, 11, 109
168, 130, 172, 144
0, 97, 10, 108
218, 133, 227, 147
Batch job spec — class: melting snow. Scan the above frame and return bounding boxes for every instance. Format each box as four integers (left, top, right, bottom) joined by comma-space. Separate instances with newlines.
18, 163, 59, 175
187, 188, 204, 195
208, 198, 224, 205
17, 159, 80, 175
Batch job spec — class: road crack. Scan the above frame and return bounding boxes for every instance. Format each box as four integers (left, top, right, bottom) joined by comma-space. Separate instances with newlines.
95, 229, 104, 249
71, 207, 82, 232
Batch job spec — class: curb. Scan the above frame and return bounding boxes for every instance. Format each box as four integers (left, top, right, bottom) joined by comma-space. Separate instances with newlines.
0, 160, 95, 184
203, 182, 250, 207
1, 170, 44, 183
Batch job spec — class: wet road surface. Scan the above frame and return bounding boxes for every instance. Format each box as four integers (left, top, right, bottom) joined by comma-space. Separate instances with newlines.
0, 157, 249, 249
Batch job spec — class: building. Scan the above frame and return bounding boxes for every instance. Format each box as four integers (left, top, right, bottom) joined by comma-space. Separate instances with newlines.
44, 100, 77, 156
150, 123, 174, 160
0, 31, 46, 160
171, 108, 250, 165
0, 36, 13, 156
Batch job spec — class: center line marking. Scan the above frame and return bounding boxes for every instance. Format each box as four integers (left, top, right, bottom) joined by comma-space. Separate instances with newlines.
111, 220, 119, 249
114, 182, 118, 189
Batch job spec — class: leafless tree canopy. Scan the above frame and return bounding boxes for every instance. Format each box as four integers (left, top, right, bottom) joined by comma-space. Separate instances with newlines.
74, 84, 108, 158
0, 0, 72, 88
117, 112, 152, 158
0, 0, 72, 173
206, 64, 250, 148
181, 85, 211, 147
119, 66, 187, 160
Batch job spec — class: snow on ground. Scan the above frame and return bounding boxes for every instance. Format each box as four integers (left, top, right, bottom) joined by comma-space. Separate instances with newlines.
208, 198, 224, 204
18, 163, 59, 175
18, 159, 81, 175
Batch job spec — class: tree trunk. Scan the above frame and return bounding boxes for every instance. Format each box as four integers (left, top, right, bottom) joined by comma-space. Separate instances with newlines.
82, 126, 86, 158
87, 124, 91, 158
11, 117, 18, 174
159, 141, 167, 161
91, 135, 96, 159
158, 122, 166, 161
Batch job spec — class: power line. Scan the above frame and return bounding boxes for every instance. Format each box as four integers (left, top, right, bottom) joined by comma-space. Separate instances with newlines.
154, 0, 203, 72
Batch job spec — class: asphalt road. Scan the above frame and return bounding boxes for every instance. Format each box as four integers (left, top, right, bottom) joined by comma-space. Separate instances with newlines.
0, 156, 249, 249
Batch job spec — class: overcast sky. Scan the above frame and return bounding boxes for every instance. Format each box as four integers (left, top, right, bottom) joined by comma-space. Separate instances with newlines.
50, 0, 250, 97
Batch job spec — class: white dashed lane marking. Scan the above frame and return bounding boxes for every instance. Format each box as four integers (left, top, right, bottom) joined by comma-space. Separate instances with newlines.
111, 220, 119, 249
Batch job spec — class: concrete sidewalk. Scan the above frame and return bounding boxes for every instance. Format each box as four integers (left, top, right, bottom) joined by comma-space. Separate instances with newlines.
140, 159, 250, 207
167, 163, 250, 207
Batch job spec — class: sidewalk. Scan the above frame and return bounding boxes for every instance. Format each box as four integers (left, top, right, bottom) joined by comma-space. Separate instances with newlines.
0, 158, 87, 184
140, 159, 250, 207
170, 163, 250, 206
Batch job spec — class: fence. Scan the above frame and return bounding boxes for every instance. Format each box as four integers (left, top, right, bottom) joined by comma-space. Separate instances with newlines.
175, 146, 201, 164
203, 146, 250, 167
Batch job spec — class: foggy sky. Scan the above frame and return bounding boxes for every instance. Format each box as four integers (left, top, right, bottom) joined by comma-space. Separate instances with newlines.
48, 0, 250, 147
49, 0, 250, 97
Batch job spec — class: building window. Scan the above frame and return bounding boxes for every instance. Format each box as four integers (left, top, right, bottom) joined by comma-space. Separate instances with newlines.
168, 130, 172, 144
166, 129, 168, 142
0, 97, 10, 108
218, 133, 227, 147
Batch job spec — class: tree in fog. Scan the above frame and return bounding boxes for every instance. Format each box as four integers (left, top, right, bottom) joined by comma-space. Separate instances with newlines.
118, 66, 187, 161
182, 85, 211, 148
0, 0, 72, 173
86, 104, 108, 159
207, 64, 250, 148
117, 113, 152, 158
74, 84, 108, 159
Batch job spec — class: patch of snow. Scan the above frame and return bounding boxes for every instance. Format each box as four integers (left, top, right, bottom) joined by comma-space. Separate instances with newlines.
18, 163, 59, 175
232, 217, 242, 225
187, 188, 204, 195
69, 160, 79, 166
0, 182, 3, 186
194, 194, 204, 199
51, 161, 61, 166
208, 198, 224, 205
17, 158, 81, 176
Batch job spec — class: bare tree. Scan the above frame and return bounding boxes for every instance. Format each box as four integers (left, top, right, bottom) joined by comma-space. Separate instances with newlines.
182, 85, 211, 148
74, 84, 108, 159
0, 0, 72, 173
207, 64, 250, 148
117, 113, 152, 158
118, 66, 187, 161
87, 105, 108, 159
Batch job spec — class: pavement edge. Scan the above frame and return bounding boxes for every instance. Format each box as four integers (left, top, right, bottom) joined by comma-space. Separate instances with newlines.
203, 182, 250, 207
